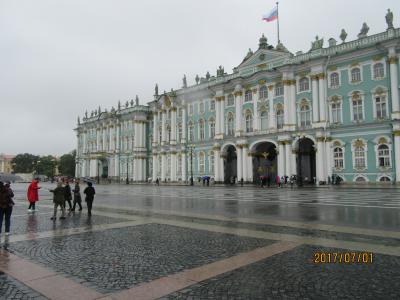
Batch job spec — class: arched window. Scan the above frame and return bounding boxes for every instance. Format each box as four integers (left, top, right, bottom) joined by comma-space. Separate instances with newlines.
378, 144, 390, 167
199, 119, 205, 140
188, 122, 194, 141
245, 111, 253, 132
199, 102, 205, 114
260, 110, 268, 130
199, 152, 205, 174
227, 113, 234, 136
352, 93, 363, 121
379, 176, 391, 182
351, 67, 361, 83
333, 147, 344, 169
227, 94, 235, 106
354, 145, 366, 169
355, 176, 366, 182
299, 103, 311, 127
178, 123, 182, 142
275, 83, 284, 96
373, 63, 384, 79
259, 86, 268, 99
276, 105, 284, 129
330, 72, 339, 87
209, 151, 214, 174
375, 95, 387, 119
209, 118, 215, 138
299, 77, 309, 92
245, 90, 252, 102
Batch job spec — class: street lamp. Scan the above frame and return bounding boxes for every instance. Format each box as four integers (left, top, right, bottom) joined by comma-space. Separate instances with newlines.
188, 144, 195, 186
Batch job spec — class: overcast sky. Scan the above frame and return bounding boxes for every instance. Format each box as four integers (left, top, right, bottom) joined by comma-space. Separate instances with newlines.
1, 0, 399, 156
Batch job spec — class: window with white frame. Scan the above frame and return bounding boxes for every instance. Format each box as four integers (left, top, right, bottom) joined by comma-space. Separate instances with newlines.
227, 113, 234, 136
276, 105, 284, 129
377, 144, 390, 167
259, 86, 268, 99
244, 90, 252, 102
351, 93, 363, 121
330, 72, 339, 88
209, 151, 214, 174
245, 111, 253, 132
299, 102, 311, 127
199, 152, 205, 174
188, 122, 194, 141
227, 94, 235, 106
375, 95, 387, 119
199, 119, 205, 140
199, 102, 205, 114
380, 176, 391, 182
260, 110, 268, 130
209, 118, 215, 138
210, 100, 215, 111
333, 147, 344, 169
351, 67, 361, 83
331, 100, 342, 123
299, 77, 309, 92
354, 145, 366, 169
275, 83, 284, 96
373, 63, 384, 79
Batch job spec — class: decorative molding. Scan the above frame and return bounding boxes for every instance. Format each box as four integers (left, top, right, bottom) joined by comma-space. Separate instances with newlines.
388, 56, 398, 64
393, 130, 400, 136
258, 79, 266, 85
234, 91, 243, 97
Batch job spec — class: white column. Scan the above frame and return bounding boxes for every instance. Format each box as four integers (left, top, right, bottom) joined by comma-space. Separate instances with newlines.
389, 55, 400, 118
152, 154, 157, 181
161, 153, 166, 181
181, 152, 187, 182
278, 142, 285, 177
326, 139, 333, 180
161, 110, 166, 145
394, 132, 400, 182
290, 82, 296, 128
215, 98, 221, 136
318, 75, 327, 122
283, 81, 291, 126
114, 155, 119, 181
116, 125, 120, 151
96, 129, 101, 151
268, 88, 275, 129
152, 112, 158, 144
252, 90, 258, 132
171, 151, 177, 181
220, 98, 225, 137
285, 142, 292, 177
237, 146, 243, 181
171, 109, 177, 144
181, 108, 187, 143
214, 149, 220, 181
102, 127, 107, 150
234, 87, 243, 137
242, 146, 249, 181
311, 75, 320, 123
316, 139, 326, 183
247, 153, 253, 182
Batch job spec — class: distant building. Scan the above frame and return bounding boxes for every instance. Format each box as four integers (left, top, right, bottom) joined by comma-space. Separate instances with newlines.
75, 12, 400, 184
0, 154, 15, 174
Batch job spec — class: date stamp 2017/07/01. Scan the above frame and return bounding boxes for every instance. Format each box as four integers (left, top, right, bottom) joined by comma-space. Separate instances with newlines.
313, 252, 374, 264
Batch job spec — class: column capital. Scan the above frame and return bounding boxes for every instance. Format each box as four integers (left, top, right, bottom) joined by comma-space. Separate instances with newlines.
393, 130, 400, 136
215, 96, 225, 101
389, 56, 399, 64
234, 91, 243, 97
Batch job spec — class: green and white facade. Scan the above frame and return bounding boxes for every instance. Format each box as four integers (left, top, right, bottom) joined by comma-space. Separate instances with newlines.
75, 18, 400, 184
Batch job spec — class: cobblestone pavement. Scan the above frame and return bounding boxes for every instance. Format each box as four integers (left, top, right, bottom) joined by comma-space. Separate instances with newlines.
7, 224, 274, 293
162, 245, 400, 300
0, 272, 47, 300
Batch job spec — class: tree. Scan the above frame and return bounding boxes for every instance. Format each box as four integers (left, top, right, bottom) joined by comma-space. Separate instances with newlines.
11, 153, 39, 173
58, 151, 76, 177
36, 155, 57, 178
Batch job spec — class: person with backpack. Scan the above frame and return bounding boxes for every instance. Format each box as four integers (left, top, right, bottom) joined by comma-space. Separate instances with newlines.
64, 180, 73, 211
0, 181, 15, 235
71, 179, 82, 211
83, 182, 96, 217
50, 182, 66, 220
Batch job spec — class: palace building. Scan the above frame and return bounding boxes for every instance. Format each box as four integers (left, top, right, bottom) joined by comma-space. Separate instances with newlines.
75, 12, 400, 184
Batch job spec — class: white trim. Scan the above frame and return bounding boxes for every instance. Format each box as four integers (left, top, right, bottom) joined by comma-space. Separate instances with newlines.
376, 174, 392, 182
353, 174, 369, 182
351, 138, 368, 171
348, 66, 363, 85
370, 60, 386, 81
370, 86, 389, 119
332, 139, 346, 171
297, 76, 311, 94
374, 136, 392, 169
348, 90, 365, 123
327, 70, 341, 89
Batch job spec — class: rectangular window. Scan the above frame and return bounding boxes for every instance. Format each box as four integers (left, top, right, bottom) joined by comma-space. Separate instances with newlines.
275, 84, 283, 96
375, 96, 387, 119
331, 102, 342, 123
210, 100, 215, 111
352, 100, 363, 121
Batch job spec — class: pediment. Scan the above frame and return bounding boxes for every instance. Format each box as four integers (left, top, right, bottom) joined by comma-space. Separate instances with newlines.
236, 48, 291, 71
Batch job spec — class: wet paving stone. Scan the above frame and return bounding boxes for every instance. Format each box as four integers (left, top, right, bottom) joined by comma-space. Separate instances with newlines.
7, 224, 274, 293
6, 211, 126, 235
0, 272, 47, 300
162, 245, 400, 300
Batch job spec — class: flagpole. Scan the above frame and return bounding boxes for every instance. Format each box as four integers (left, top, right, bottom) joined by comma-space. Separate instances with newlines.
276, 2, 280, 44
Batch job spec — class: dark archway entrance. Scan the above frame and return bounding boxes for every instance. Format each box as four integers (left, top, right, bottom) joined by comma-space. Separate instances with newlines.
252, 142, 277, 183
297, 138, 316, 184
100, 159, 109, 179
223, 145, 237, 183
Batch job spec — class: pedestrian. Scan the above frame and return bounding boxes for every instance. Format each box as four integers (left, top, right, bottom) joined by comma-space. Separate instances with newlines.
83, 182, 96, 217
276, 175, 281, 188
50, 182, 66, 220
266, 175, 271, 187
0, 181, 15, 236
64, 180, 73, 211
27, 179, 41, 212
155, 178, 159, 186
72, 179, 82, 211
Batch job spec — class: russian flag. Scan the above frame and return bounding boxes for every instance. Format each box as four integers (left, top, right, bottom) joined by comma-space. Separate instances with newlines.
262, 6, 278, 22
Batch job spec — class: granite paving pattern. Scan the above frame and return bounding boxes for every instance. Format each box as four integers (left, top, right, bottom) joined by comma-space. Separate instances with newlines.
162, 245, 400, 300
0, 272, 47, 300
7, 224, 275, 293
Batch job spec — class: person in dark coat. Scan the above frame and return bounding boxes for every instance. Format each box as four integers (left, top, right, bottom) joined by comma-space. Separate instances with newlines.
50, 182, 66, 220
71, 179, 82, 211
0, 181, 15, 235
83, 182, 96, 217
64, 181, 72, 211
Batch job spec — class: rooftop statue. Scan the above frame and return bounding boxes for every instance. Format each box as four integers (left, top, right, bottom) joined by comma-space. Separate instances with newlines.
244, 48, 253, 60
357, 22, 369, 38
340, 29, 347, 43
275, 42, 289, 52
118, 100, 121, 111
130, 99, 134, 107
310, 36, 323, 51
91, 111, 94, 117
386, 9, 394, 29
154, 83, 159, 96
206, 71, 210, 80
98, 106, 101, 114
85, 111, 88, 118
182, 74, 187, 88
328, 38, 337, 47
258, 34, 268, 49
125, 101, 129, 108
217, 65, 224, 77
111, 106, 115, 112
195, 74, 200, 84
94, 110, 97, 116
135, 95, 139, 106
77, 116, 80, 125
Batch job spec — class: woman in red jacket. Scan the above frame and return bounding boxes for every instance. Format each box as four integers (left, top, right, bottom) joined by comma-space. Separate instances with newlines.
27, 179, 41, 212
